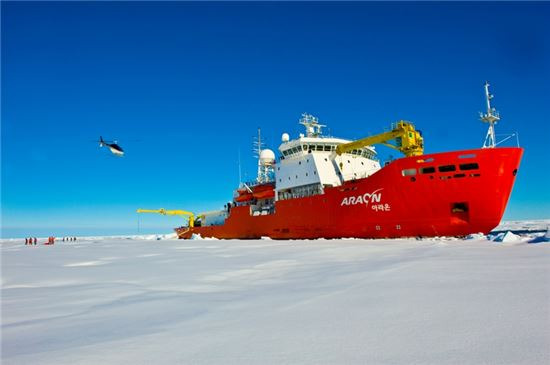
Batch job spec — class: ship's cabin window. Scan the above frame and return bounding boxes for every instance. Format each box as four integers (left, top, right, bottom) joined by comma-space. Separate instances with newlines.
316, 145, 324, 151
324, 145, 331, 151
459, 163, 479, 171
291, 147, 298, 154
420, 166, 436, 174
282, 150, 289, 156
402, 168, 417, 176
438, 165, 456, 172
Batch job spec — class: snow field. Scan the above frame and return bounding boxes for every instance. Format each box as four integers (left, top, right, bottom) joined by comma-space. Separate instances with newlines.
1, 235, 549, 364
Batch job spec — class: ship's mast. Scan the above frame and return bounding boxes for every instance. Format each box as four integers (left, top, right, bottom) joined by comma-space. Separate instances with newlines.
253, 128, 275, 184
480, 81, 500, 148
253, 128, 264, 182
299, 113, 326, 137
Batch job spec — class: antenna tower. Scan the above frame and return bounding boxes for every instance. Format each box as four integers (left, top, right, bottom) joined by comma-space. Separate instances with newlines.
480, 81, 500, 148
299, 113, 326, 137
254, 129, 265, 183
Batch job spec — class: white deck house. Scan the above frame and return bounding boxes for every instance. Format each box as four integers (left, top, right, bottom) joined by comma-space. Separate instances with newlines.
274, 114, 381, 201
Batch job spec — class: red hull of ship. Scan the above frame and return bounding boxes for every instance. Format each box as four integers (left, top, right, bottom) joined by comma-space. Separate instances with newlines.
176, 147, 523, 239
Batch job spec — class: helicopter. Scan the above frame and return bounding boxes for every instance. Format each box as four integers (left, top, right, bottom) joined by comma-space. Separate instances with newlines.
99, 136, 124, 156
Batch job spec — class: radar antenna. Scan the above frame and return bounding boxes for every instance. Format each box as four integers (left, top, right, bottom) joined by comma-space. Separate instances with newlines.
299, 113, 326, 137
480, 81, 500, 148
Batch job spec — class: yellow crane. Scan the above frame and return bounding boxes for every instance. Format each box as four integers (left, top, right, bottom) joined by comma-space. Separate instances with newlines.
136, 208, 195, 227
335, 120, 424, 157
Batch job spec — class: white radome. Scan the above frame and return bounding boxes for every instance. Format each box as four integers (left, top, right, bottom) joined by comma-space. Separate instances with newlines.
281, 133, 290, 142
260, 149, 276, 165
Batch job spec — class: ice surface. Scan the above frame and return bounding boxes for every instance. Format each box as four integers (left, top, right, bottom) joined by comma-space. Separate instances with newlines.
1, 234, 549, 364
494, 219, 550, 232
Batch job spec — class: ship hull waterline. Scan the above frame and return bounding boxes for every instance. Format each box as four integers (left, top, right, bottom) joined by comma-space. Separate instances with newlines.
176, 147, 523, 239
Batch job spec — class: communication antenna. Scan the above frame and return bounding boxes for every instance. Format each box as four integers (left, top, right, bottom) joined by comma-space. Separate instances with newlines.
299, 113, 326, 137
238, 148, 242, 184
253, 128, 265, 183
253, 128, 264, 158
480, 81, 500, 148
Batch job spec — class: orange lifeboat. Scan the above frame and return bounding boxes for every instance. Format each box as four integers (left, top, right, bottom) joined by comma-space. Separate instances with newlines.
234, 183, 274, 202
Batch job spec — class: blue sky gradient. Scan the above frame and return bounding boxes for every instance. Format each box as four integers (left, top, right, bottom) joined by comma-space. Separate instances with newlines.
2, 2, 549, 237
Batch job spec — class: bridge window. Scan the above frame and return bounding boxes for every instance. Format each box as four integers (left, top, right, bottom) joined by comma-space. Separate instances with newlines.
316, 145, 324, 151
324, 145, 331, 151
459, 163, 479, 171
438, 165, 456, 172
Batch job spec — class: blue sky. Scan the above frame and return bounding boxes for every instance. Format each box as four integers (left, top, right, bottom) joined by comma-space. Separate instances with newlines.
2, 1, 549, 237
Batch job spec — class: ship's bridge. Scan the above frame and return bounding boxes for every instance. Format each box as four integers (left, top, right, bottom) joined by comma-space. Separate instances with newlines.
279, 137, 377, 160
274, 114, 381, 201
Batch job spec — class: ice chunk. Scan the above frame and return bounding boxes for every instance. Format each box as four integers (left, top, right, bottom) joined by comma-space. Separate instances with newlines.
492, 231, 520, 242
528, 227, 550, 244
465, 233, 487, 240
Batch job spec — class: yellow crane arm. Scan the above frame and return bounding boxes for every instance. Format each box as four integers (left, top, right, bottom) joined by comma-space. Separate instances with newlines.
137, 208, 195, 227
335, 120, 424, 157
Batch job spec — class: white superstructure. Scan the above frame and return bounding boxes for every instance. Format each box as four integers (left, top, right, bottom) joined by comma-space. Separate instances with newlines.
274, 113, 381, 201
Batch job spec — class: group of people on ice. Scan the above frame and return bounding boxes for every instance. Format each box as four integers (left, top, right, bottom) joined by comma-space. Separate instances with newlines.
25, 236, 78, 245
